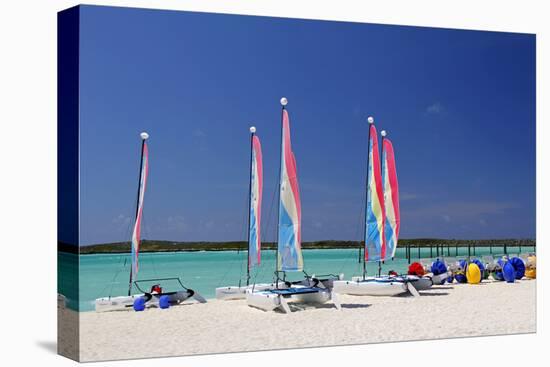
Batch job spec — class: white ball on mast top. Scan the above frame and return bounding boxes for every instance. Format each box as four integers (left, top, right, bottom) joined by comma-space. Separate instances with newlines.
367, 116, 374, 124
140, 132, 149, 140
381, 130, 387, 137
280, 97, 288, 106
250, 126, 256, 133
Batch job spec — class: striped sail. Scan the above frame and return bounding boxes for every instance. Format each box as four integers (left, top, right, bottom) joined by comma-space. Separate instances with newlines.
248, 135, 263, 268
131, 142, 149, 277
382, 138, 400, 260
277, 109, 304, 272
365, 125, 386, 261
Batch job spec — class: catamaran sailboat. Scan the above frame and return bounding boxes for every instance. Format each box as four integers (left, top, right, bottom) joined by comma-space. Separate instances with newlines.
95, 132, 206, 312
216, 127, 285, 300
380, 129, 433, 291
333, 119, 418, 297
246, 98, 340, 313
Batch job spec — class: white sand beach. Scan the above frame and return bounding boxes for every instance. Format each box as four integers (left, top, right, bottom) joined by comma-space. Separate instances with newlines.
67, 280, 535, 362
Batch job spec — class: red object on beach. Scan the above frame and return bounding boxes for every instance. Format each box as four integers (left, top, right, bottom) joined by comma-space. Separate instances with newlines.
408, 262, 425, 276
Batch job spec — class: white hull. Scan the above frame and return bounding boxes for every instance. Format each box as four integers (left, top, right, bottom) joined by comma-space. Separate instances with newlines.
246, 289, 282, 312
215, 282, 285, 301
402, 275, 433, 291
431, 271, 451, 285
228, 274, 342, 302
246, 285, 332, 313
95, 295, 142, 312
95, 291, 192, 312
292, 288, 331, 304
333, 278, 408, 296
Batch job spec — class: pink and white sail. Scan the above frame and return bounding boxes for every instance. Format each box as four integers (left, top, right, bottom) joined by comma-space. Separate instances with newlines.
382, 137, 400, 260
131, 139, 149, 278
277, 108, 304, 272
248, 133, 263, 268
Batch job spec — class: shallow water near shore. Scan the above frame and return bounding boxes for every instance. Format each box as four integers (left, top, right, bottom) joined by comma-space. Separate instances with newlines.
59, 246, 534, 311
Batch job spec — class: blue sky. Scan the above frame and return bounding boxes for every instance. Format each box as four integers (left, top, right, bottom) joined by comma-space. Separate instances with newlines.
77, 5, 535, 245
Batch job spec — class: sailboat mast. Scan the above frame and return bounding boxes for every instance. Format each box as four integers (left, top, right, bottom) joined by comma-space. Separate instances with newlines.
246, 126, 256, 286
379, 129, 387, 277
275, 97, 288, 284
363, 116, 374, 280
128, 133, 148, 296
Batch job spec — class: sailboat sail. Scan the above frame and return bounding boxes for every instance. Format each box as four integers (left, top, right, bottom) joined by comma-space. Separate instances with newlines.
131, 142, 149, 278
277, 109, 304, 272
382, 138, 400, 260
365, 124, 385, 261
249, 135, 263, 268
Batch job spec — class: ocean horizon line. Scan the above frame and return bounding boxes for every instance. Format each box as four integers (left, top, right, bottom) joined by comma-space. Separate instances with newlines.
59, 238, 537, 255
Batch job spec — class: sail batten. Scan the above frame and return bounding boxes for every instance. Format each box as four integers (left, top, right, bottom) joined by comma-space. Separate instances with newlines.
365, 125, 385, 262
382, 138, 400, 260
248, 135, 263, 268
131, 141, 149, 279
277, 109, 304, 272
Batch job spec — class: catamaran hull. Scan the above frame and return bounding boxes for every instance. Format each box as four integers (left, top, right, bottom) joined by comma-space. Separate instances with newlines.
431, 272, 451, 285
95, 295, 142, 312
292, 289, 331, 304
246, 287, 331, 312
386, 275, 433, 291
350, 274, 433, 291
246, 290, 282, 312
332, 279, 408, 296
407, 276, 433, 291
95, 291, 192, 312
215, 282, 285, 301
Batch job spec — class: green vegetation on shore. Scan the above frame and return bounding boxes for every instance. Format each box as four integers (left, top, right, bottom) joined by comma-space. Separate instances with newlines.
68, 238, 536, 255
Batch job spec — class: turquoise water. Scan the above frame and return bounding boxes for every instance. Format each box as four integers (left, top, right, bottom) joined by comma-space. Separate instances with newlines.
59, 246, 535, 311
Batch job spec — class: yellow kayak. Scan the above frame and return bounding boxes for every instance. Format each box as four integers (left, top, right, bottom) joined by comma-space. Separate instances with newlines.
466, 263, 481, 284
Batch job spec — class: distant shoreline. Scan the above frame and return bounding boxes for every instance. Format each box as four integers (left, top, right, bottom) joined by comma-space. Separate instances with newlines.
59, 239, 536, 255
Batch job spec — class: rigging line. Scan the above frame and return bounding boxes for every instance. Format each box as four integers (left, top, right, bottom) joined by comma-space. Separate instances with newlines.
216, 247, 248, 288
110, 187, 140, 291
237, 184, 249, 255
262, 183, 278, 246
336, 188, 366, 275
216, 251, 236, 287
249, 183, 278, 286
251, 258, 265, 286
139, 211, 160, 280
107, 253, 126, 297
217, 187, 250, 287
120, 200, 135, 272
257, 183, 278, 285
98, 259, 128, 299
239, 182, 251, 277
251, 241, 271, 286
